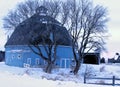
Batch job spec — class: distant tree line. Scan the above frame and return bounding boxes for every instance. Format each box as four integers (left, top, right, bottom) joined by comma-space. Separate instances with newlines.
100, 57, 105, 63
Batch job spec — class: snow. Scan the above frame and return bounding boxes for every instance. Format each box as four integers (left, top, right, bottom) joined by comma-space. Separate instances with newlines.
6, 49, 30, 53
0, 62, 120, 87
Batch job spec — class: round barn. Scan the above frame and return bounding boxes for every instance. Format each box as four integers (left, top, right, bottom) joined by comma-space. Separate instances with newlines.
5, 6, 74, 68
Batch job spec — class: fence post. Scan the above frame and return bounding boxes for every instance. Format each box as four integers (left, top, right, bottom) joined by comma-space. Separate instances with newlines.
112, 76, 115, 86
84, 74, 86, 83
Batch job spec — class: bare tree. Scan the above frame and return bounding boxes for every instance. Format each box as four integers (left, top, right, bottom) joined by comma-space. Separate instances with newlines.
3, 0, 108, 74
62, 0, 108, 74
3, 0, 66, 73
3, 0, 39, 30
43, 0, 61, 19
29, 24, 58, 73
3, 0, 61, 31
60, 1, 70, 26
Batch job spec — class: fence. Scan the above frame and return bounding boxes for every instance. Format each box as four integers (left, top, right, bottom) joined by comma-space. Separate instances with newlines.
84, 75, 120, 86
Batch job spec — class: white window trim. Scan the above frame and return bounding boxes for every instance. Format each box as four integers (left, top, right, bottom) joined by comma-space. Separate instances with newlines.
44, 60, 47, 65
27, 58, 31, 65
36, 58, 40, 65
60, 58, 72, 68
60, 58, 66, 68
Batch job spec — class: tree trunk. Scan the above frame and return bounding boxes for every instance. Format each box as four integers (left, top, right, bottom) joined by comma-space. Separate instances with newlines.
73, 60, 81, 75
45, 62, 53, 73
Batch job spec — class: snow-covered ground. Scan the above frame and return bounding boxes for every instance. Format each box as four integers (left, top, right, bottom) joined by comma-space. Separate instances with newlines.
0, 62, 120, 87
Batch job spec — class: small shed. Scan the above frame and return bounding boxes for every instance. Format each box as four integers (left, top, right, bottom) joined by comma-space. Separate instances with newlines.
83, 53, 100, 64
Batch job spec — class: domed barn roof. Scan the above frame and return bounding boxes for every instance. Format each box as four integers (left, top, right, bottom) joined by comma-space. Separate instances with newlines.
5, 6, 72, 46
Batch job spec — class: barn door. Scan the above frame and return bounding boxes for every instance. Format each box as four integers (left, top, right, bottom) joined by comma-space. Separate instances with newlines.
61, 59, 70, 68
61, 59, 65, 68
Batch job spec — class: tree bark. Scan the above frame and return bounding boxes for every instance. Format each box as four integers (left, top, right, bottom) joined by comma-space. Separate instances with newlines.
73, 60, 81, 75
45, 62, 53, 73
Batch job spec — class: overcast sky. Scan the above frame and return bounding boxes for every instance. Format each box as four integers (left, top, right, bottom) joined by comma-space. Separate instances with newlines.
0, 0, 120, 58
93, 0, 120, 58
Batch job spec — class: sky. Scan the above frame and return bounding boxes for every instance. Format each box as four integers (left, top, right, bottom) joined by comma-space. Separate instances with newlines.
0, 0, 120, 58
93, 0, 120, 58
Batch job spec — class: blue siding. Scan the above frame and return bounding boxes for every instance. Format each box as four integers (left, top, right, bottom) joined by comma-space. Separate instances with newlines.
5, 45, 74, 68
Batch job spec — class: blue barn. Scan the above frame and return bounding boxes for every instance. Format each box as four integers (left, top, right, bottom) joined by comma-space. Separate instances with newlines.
5, 6, 74, 68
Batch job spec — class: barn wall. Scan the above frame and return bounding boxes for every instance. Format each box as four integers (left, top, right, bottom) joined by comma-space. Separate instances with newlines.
5, 45, 74, 68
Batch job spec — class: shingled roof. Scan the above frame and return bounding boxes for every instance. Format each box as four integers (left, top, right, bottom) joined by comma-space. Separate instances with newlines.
5, 6, 72, 46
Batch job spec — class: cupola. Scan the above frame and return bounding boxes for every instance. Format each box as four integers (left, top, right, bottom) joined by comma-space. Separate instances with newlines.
36, 6, 48, 16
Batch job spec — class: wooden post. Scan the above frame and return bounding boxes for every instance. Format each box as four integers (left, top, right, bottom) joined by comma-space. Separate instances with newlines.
84, 74, 86, 83
112, 76, 115, 86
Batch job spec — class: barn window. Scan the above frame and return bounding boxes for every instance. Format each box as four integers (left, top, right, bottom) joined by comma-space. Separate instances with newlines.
12, 54, 15, 59
27, 58, 31, 64
71, 59, 76, 67
44, 60, 47, 65
18, 54, 22, 59
36, 58, 40, 65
